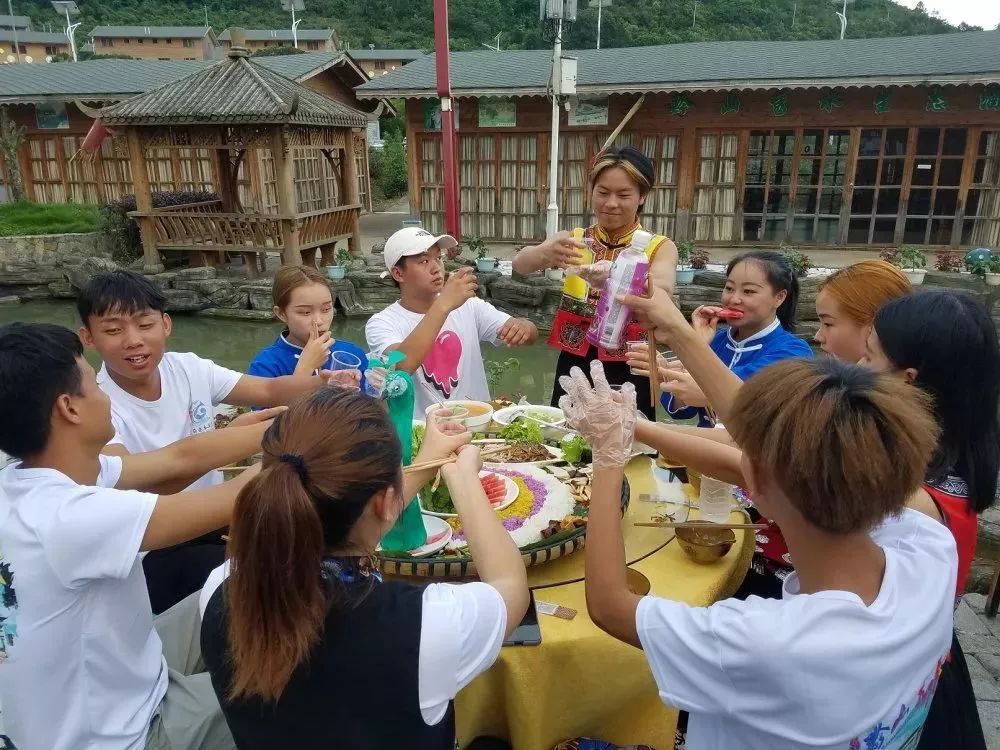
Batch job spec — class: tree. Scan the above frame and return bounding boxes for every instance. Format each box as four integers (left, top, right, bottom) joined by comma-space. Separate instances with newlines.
0, 108, 26, 203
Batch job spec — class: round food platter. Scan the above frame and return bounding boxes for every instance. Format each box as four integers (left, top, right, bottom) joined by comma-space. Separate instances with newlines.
419, 470, 519, 519
376, 465, 630, 579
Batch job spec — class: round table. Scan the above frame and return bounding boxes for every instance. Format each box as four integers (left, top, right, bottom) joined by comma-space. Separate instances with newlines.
453, 456, 754, 750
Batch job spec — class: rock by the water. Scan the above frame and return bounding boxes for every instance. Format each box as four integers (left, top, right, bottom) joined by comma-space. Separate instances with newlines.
0, 295, 19, 305
162, 288, 211, 312
67, 257, 120, 291
47, 281, 76, 299
147, 272, 178, 290
172, 278, 247, 309
197, 308, 275, 321
242, 284, 274, 311
175, 266, 218, 281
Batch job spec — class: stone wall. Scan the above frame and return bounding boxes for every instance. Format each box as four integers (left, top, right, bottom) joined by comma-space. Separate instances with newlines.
0, 232, 114, 301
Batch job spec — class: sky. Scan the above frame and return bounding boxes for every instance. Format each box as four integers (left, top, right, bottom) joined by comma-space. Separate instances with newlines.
896, 0, 999, 30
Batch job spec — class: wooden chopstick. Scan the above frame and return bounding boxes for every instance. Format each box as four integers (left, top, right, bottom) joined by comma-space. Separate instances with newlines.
634, 521, 767, 530
645, 278, 658, 406
404, 445, 508, 474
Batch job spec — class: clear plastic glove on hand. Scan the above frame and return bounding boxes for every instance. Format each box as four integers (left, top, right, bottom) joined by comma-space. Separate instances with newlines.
558, 360, 637, 469
565, 260, 613, 289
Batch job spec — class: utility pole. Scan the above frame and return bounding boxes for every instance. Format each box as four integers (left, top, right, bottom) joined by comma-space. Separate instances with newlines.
434, 0, 459, 238
692, 0, 697, 29
542, 0, 577, 236
588, 0, 610, 50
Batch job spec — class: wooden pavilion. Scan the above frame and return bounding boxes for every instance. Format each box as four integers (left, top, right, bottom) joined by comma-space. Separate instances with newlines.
100, 28, 368, 275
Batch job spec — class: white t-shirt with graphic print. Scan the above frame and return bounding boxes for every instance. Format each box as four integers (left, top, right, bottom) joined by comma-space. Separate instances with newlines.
0, 455, 164, 750
636, 509, 957, 749
100, 351, 243, 490
365, 298, 510, 415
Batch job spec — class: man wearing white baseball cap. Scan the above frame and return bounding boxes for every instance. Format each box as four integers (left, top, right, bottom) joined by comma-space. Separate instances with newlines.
366, 227, 538, 414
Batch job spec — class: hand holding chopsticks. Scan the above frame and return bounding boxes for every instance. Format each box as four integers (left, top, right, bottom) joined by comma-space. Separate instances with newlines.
405, 445, 507, 474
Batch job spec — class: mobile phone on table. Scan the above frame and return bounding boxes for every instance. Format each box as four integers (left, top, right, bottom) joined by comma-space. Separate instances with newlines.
503, 590, 541, 647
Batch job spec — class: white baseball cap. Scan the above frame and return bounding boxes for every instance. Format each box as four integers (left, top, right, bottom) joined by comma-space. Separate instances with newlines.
382, 226, 458, 273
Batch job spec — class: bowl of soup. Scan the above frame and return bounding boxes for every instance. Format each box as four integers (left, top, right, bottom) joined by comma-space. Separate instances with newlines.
425, 400, 495, 431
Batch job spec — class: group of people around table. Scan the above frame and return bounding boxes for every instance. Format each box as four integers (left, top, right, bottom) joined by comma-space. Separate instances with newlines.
0, 144, 997, 750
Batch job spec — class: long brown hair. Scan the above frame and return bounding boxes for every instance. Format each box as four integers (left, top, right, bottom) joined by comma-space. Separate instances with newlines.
225, 388, 403, 702
818, 260, 911, 327
271, 264, 330, 310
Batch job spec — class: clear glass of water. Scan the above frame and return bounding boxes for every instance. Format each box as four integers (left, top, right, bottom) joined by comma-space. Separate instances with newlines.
698, 476, 735, 524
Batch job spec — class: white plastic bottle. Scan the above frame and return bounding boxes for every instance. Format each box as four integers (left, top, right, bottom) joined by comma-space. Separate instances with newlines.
586, 229, 652, 351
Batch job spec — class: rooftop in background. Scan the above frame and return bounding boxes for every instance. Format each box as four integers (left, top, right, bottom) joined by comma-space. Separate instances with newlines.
346, 48, 424, 62
0, 28, 70, 45
357, 29, 1000, 98
89, 26, 213, 39
0, 15, 31, 30
218, 28, 334, 43
0, 51, 353, 101
100, 43, 366, 128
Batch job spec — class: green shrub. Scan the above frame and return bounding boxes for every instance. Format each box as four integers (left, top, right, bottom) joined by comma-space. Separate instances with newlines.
0, 202, 100, 236
101, 190, 218, 265
779, 246, 812, 277
372, 132, 408, 200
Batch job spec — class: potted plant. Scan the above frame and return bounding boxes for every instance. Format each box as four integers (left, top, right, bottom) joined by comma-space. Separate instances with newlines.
934, 251, 964, 273
676, 240, 696, 284
898, 246, 927, 284
466, 234, 497, 272
779, 246, 812, 278
690, 247, 710, 270
965, 248, 996, 280
326, 247, 353, 280
986, 258, 1000, 287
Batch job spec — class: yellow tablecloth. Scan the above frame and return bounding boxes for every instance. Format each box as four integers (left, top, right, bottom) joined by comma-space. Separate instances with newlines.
454, 458, 753, 750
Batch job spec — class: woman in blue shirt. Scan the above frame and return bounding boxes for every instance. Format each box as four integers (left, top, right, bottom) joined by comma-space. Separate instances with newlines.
630, 251, 811, 425
249, 265, 368, 389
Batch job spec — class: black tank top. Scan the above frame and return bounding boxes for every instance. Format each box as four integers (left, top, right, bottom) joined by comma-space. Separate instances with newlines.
201, 578, 456, 750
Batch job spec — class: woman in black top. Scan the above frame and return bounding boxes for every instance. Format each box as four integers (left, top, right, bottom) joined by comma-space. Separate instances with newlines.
200, 388, 529, 750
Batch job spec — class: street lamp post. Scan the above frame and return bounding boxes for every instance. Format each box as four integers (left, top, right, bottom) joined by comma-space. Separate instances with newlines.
280, 0, 305, 49
587, 0, 610, 50
833, 0, 855, 40
51, 0, 80, 61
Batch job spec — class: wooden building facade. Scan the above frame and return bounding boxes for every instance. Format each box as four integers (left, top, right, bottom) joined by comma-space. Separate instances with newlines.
0, 51, 380, 210
359, 31, 1000, 250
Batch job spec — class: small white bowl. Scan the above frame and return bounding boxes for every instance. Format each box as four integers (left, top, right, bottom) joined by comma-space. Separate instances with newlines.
424, 400, 494, 431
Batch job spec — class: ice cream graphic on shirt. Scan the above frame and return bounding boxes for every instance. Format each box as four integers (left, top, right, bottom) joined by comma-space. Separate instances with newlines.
421, 331, 463, 397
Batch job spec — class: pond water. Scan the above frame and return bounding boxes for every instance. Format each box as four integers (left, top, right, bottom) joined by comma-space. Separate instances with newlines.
0, 300, 559, 404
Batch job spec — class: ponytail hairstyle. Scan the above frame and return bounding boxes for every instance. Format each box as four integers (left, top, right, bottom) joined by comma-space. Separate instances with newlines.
726, 251, 800, 333
873, 289, 1000, 513
225, 388, 403, 702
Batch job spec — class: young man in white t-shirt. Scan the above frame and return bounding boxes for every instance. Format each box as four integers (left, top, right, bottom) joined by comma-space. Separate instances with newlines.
0, 322, 275, 750
365, 227, 538, 415
76, 270, 358, 612
561, 357, 957, 750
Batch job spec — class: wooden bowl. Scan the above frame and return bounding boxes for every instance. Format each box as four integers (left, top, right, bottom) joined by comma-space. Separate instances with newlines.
676, 520, 736, 565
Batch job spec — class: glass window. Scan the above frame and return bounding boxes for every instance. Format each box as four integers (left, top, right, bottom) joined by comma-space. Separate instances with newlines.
903, 127, 969, 244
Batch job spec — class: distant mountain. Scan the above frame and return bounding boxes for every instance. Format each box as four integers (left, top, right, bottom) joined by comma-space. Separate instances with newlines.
15, 0, 972, 53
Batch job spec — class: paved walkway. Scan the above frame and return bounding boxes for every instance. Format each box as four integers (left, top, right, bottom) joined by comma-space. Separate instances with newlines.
957, 593, 1000, 747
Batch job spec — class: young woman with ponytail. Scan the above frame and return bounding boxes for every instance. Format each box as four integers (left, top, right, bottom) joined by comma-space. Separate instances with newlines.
629, 251, 811, 427
199, 388, 529, 750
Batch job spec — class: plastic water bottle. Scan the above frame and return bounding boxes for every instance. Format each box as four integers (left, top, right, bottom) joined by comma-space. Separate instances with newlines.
587, 229, 652, 351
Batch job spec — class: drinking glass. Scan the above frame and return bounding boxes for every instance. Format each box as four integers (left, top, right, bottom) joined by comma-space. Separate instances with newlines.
698, 476, 735, 524
433, 406, 469, 428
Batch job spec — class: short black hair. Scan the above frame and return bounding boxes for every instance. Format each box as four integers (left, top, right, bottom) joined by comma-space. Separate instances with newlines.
0, 323, 84, 458
77, 269, 167, 325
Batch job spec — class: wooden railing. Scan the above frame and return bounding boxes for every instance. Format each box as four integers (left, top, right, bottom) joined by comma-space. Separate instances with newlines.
156, 199, 224, 214
297, 204, 361, 250
132, 210, 284, 251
